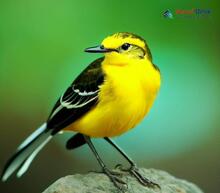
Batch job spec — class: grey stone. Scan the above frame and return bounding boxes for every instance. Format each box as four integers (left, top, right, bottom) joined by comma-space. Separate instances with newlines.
42, 168, 204, 193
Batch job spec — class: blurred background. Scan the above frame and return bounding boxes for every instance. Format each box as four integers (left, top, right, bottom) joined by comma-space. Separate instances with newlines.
0, 0, 219, 192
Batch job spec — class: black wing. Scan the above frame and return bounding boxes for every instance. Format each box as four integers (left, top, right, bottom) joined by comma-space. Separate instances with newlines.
47, 57, 105, 135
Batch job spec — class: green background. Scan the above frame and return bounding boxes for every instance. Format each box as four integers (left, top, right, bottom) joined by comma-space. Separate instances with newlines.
0, 1, 219, 193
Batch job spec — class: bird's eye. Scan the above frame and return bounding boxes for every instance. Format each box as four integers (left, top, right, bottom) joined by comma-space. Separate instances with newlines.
121, 43, 130, 51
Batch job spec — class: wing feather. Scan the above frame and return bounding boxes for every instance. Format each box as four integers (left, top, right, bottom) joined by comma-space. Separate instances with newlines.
47, 57, 105, 134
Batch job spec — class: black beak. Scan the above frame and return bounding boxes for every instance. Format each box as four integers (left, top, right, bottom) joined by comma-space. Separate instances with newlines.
84, 45, 117, 53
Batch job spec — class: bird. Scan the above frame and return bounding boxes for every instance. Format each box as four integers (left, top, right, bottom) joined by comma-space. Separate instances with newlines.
1, 32, 161, 191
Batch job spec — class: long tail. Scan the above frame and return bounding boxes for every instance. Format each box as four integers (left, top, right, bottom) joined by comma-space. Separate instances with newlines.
1, 123, 52, 181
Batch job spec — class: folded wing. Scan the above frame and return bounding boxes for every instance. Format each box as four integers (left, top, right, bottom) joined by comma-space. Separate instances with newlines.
47, 57, 105, 134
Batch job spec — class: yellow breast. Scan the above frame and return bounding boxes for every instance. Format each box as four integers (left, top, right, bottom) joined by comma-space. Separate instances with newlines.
67, 59, 161, 137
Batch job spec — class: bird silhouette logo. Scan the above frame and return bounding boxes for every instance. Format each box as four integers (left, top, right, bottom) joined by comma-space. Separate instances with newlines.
163, 9, 173, 19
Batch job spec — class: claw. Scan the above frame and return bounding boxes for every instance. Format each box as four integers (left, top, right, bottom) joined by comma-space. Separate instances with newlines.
117, 164, 160, 189
103, 167, 128, 192
130, 166, 160, 189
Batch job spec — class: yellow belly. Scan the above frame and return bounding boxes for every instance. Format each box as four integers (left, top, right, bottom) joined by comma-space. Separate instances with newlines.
65, 60, 161, 137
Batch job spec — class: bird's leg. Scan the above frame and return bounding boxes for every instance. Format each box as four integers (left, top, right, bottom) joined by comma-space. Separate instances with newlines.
104, 137, 160, 189
83, 135, 128, 192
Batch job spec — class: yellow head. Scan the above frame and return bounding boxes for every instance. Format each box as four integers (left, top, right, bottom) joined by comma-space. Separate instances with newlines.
85, 32, 153, 65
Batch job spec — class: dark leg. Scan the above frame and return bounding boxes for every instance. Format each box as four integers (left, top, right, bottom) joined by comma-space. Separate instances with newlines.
104, 137, 160, 189
84, 135, 127, 191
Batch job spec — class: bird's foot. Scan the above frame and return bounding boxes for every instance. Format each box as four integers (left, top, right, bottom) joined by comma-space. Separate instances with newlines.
103, 167, 128, 192
116, 164, 160, 189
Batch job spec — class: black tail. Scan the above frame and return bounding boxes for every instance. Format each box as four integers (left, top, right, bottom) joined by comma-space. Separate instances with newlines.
1, 123, 52, 181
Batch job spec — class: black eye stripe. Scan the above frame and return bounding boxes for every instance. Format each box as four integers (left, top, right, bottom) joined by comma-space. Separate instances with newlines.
120, 43, 146, 56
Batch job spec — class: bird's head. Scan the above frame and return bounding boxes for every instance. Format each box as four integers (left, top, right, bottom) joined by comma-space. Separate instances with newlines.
85, 32, 152, 65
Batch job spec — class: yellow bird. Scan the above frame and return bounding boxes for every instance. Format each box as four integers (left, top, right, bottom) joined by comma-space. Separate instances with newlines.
1, 32, 161, 191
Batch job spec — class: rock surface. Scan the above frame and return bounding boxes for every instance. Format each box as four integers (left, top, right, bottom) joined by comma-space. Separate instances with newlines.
42, 168, 203, 193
